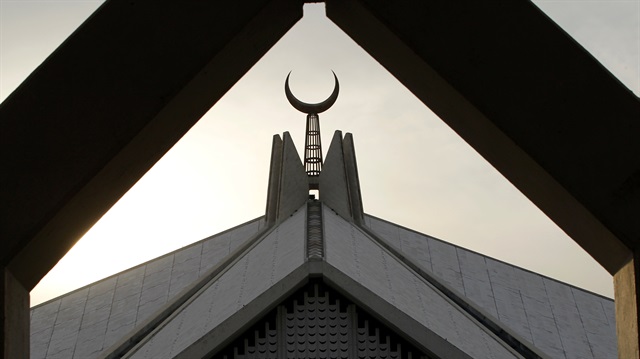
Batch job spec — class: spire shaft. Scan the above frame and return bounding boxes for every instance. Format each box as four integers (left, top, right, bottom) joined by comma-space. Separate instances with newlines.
304, 114, 322, 176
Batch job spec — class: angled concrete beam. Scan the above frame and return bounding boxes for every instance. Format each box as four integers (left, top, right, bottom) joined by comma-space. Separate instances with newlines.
265, 132, 309, 224
277, 132, 309, 220
319, 131, 351, 219
327, 0, 639, 274
0, 0, 302, 290
328, 1, 640, 353
343, 133, 364, 225
319, 131, 364, 224
266, 135, 284, 225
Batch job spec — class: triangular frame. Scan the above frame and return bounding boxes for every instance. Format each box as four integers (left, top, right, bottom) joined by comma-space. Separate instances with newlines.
2, 0, 638, 355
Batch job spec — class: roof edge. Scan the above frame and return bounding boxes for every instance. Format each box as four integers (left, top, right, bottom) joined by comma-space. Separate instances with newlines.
355, 217, 548, 359
31, 216, 266, 310
173, 260, 483, 359
174, 263, 311, 358
321, 262, 476, 359
99, 216, 279, 359
364, 213, 614, 301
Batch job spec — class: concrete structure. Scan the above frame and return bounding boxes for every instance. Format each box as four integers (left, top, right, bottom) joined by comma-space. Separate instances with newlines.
29, 132, 617, 358
1, 0, 638, 357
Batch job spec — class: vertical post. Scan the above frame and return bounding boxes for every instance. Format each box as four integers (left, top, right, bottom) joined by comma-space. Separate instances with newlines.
614, 253, 640, 359
1, 268, 29, 359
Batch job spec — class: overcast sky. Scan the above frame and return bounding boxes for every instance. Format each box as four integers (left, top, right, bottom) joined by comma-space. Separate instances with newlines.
1, 1, 638, 306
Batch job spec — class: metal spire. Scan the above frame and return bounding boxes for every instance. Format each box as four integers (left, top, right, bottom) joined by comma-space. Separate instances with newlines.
285, 71, 339, 177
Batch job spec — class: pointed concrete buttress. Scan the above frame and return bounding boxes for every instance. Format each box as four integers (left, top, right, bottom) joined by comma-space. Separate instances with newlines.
318, 131, 364, 224
265, 132, 309, 224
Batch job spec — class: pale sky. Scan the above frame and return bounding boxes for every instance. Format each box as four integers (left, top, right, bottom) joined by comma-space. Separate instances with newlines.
1, 1, 638, 306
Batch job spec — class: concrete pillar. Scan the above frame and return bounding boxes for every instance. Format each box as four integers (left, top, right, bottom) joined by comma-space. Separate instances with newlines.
277, 132, 309, 220
265, 135, 284, 225
319, 131, 351, 219
318, 131, 364, 224
1, 268, 29, 359
265, 132, 309, 224
614, 254, 640, 359
342, 133, 364, 225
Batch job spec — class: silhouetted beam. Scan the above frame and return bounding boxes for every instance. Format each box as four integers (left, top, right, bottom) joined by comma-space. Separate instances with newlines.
328, 0, 640, 274
0, 0, 301, 290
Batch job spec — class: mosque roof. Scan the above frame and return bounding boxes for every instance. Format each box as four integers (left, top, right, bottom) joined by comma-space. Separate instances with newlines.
30, 131, 616, 359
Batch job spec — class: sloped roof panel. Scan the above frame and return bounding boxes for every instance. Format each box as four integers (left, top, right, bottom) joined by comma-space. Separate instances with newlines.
30, 299, 61, 358
125, 206, 306, 359
30, 217, 266, 359
103, 266, 146, 350
495, 259, 563, 357
73, 276, 118, 358
572, 288, 616, 358
36, 288, 91, 359
364, 214, 616, 359
486, 258, 536, 344
324, 208, 521, 358
457, 248, 500, 318
543, 278, 599, 358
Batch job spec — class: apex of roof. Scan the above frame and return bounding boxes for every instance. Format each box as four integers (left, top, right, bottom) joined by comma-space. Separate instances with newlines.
30, 132, 616, 359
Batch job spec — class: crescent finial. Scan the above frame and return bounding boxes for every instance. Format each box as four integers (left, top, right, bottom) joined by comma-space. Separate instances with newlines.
285, 71, 339, 114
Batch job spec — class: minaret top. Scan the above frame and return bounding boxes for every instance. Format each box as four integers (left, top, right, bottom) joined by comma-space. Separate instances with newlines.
284, 71, 339, 115
284, 72, 340, 178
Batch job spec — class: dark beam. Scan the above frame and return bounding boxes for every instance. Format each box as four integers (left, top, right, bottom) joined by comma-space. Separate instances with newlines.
327, 0, 639, 274
328, 1, 640, 352
1, 268, 29, 359
0, 0, 301, 291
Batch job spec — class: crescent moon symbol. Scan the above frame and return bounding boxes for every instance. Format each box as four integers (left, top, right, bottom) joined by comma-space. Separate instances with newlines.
285, 71, 339, 114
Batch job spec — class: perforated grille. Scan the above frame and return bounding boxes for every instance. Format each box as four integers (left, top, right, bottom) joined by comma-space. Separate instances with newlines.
307, 201, 324, 259
212, 280, 430, 359
304, 114, 322, 176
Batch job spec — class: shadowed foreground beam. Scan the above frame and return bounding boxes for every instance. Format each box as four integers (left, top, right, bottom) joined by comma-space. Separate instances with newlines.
0, 0, 301, 291
1, 269, 29, 358
327, 0, 640, 355
327, 0, 639, 276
